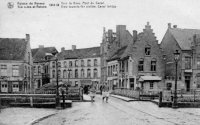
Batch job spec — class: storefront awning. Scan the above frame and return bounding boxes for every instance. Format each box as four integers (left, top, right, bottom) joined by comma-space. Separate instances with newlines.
80, 80, 92, 86
138, 76, 162, 82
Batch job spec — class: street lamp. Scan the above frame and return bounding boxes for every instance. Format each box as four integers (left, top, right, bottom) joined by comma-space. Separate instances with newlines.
172, 50, 180, 108
52, 51, 61, 109
163, 54, 167, 89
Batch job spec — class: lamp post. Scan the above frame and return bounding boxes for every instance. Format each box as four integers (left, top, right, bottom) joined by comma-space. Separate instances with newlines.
163, 54, 166, 89
52, 52, 61, 109
172, 50, 180, 108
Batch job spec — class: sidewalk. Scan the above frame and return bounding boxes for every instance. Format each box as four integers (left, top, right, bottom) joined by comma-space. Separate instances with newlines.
0, 107, 57, 125
111, 94, 137, 102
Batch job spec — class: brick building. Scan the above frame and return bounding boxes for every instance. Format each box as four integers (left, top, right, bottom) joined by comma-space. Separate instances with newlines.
50, 46, 101, 90
31, 45, 57, 89
131, 22, 165, 91
0, 34, 33, 93
160, 23, 200, 91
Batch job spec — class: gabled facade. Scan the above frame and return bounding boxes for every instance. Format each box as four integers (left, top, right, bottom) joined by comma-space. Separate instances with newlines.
130, 22, 164, 91
0, 34, 33, 93
31, 45, 57, 89
101, 25, 133, 89
160, 24, 200, 91
50, 46, 101, 90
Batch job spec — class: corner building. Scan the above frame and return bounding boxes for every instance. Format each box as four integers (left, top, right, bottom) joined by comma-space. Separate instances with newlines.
50, 46, 101, 90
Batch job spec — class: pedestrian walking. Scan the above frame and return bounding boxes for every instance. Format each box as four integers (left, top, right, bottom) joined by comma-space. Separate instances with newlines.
89, 85, 96, 102
102, 83, 110, 103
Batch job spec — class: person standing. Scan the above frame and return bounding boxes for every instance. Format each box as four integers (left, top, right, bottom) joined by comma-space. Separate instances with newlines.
102, 83, 110, 103
89, 85, 96, 102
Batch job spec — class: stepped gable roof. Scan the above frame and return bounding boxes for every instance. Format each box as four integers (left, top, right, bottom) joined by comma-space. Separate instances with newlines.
0, 38, 27, 60
31, 47, 57, 62
58, 46, 100, 59
169, 28, 200, 50
107, 45, 128, 61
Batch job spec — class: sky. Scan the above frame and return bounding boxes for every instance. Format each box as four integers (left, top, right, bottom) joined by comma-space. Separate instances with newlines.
1, 0, 200, 52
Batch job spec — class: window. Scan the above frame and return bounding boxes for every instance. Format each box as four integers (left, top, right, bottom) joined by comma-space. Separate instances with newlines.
94, 59, 97, 66
81, 60, 84, 67
63, 70, 67, 78
185, 57, 191, 69
33, 66, 36, 75
87, 60, 91, 66
75, 69, 78, 78
81, 69, 85, 78
69, 61, 72, 67
75, 60, 78, 67
138, 59, 144, 71
197, 76, 200, 88
94, 69, 98, 78
150, 82, 154, 89
145, 46, 151, 55
52, 62, 55, 68
166, 83, 172, 90
12, 82, 19, 92
87, 69, 91, 78
197, 57, 200, 69
58, 62, 61, 68
58, 70, 61, 78
38, 66, 41, 74
151, 59, 156, 71
1, 65, 7, 76
25, 66, 27, 77
52, 70, 55, 78
64, 61, 67, 68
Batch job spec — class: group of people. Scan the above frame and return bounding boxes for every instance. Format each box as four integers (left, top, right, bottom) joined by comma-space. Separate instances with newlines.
89, 84, 110, 103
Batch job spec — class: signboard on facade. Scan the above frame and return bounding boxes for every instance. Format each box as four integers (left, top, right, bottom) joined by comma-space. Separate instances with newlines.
80, 80, 92, 85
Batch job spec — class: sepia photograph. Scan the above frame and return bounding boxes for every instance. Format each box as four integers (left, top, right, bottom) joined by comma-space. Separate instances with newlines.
1, 0, 200, 124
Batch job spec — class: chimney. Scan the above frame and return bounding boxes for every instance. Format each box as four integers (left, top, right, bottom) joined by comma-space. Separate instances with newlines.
72, 45, 76, 51
133, 30, 137, 42
173, 25, 177, 28
26, 34, 30, 42
168, 23, 171, 28
39, 45, 44, 48
61, 47, 65, 52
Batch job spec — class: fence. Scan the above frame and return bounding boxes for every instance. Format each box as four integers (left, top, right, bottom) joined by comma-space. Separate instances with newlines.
162, 89, 200, 102
112, 88, 159, 100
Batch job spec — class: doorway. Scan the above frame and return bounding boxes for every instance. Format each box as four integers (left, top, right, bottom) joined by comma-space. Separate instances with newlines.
185, 76, 191, 92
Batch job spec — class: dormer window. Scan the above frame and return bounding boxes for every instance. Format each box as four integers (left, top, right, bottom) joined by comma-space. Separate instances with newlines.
145, 46, 151, 56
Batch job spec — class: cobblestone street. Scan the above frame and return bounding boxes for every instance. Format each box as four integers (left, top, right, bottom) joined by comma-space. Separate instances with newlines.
34, 95, 200, 125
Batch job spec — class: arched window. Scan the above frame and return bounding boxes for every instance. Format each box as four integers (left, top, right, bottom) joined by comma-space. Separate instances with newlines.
87, 69, 91, 78
93, 68, 98, 78
151, 58, 156, 71
87, 59, 91, 66
75, 69, 78, 78
94, 59, 97, 66
58, 70, 61, 78
75, 60, 78, 67
64, 61, 67, 68
81, 69, 84, 78
52, 70, 55, 78
38, 66, 41, 74
145, 45, 151, 55
52, 61, 55, 68
138, 58, 144, 71
63, 70, 67, 78
58, 62, 61, 68
81, 60, 84, 67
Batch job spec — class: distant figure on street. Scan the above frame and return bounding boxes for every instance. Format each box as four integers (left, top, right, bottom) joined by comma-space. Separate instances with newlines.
102, 83, 110, 103
100, 85, 103, 95
89, 85, 96, 102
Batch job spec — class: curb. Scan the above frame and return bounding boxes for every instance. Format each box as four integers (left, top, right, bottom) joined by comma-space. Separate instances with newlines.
111, 95, 136, 102
28, 112, 57, 125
